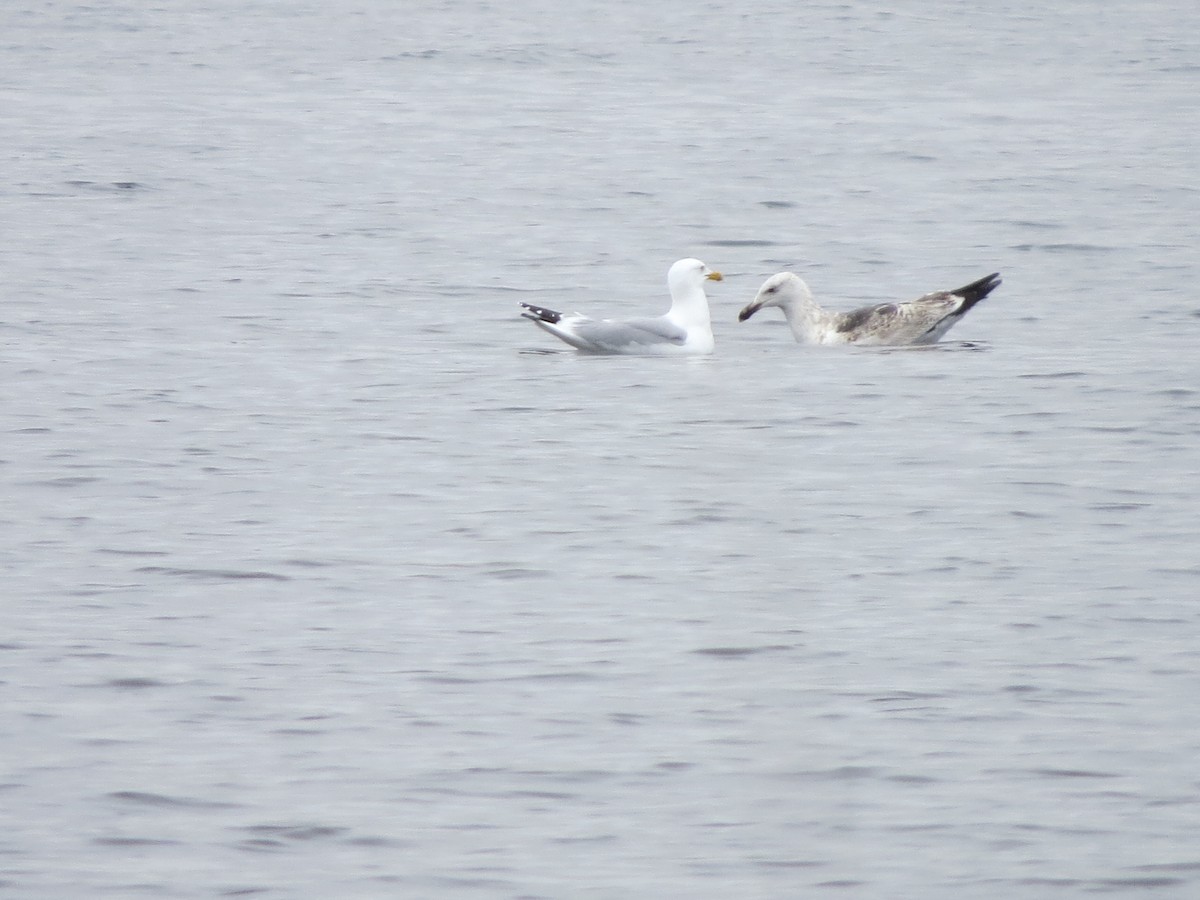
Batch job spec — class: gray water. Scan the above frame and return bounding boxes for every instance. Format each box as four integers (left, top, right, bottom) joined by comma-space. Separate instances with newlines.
3, 1, 1199, 897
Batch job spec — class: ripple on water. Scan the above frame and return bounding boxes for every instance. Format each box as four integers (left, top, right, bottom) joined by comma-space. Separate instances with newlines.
134, 566, 291, 582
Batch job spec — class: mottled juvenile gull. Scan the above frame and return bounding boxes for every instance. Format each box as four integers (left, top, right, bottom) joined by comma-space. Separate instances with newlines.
520, 258, 723, 355
738, 271, 1001, 346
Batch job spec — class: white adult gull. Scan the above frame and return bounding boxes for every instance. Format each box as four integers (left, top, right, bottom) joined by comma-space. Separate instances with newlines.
520, 258, 723, 355
738, 270, 1002, 346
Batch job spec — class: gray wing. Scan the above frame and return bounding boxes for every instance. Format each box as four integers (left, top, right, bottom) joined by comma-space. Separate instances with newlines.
571, 316, 688, 352
835, 294, 962, 345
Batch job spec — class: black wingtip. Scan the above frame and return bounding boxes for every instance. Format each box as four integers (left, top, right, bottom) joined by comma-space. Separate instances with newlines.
519, 302, 562, 324
951, 272, 1002, 312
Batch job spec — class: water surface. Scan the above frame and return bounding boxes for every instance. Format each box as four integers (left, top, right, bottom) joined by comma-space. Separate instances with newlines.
3, 2, 1199, 898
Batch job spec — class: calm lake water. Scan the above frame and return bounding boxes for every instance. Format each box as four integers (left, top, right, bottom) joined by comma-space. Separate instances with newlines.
3, 2, 1199, 897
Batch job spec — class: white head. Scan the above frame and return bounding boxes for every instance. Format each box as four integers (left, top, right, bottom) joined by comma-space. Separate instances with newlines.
738, 272, 812, 322
667, 258, 723, 295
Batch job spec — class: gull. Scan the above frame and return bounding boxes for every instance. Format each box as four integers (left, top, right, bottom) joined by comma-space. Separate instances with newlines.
738, 270, 1002, 346
520, 258, 723, 355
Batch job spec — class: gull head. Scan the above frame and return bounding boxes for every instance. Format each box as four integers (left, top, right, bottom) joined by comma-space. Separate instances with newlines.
668, 257, 723, 294
738, 272, 808, 321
